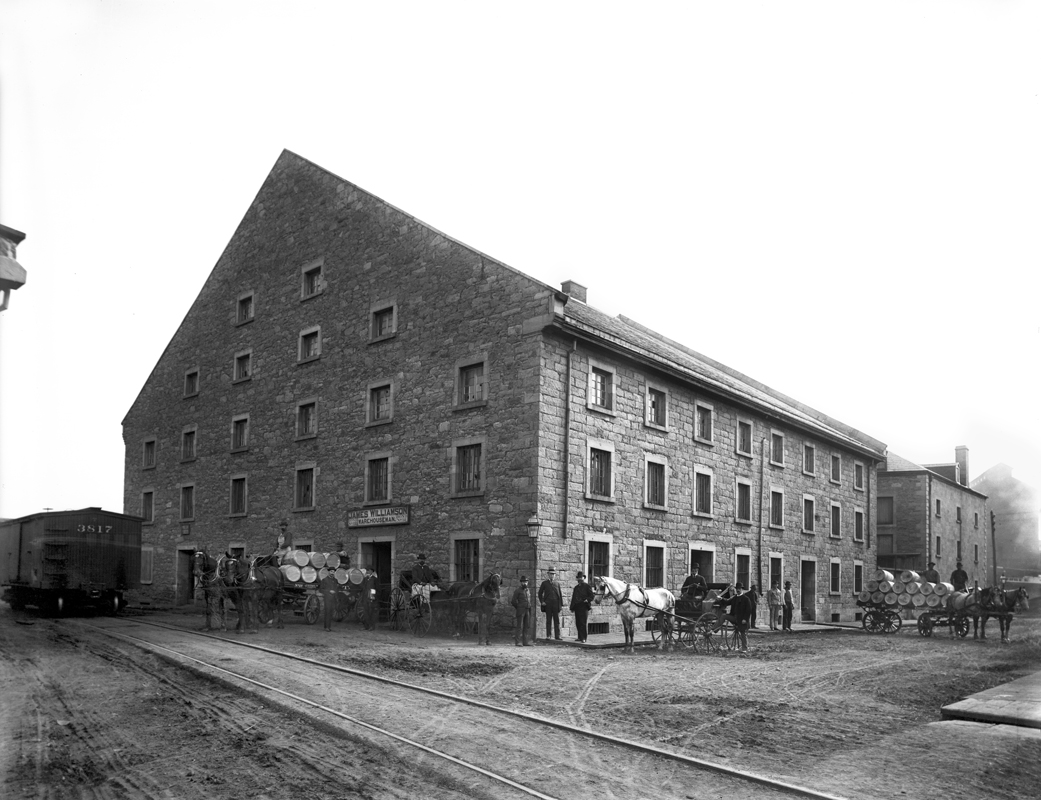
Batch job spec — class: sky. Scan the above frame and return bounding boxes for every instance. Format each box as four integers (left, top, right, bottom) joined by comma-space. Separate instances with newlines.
1, 1, 1040, 522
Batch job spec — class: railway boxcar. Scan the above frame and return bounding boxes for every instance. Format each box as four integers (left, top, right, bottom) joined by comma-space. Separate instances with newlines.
1, 507, 141, 614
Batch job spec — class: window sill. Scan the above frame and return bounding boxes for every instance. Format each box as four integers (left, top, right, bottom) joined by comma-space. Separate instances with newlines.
735, 450, 752, 459
365, 418, 393, 429
180, 457, 197, 464
829, 534, 841, 539
451, 490, 486, 499
297, 355, 321, 366
183, 392, 199, 400
453, 399, 488, 412
231, 446, 249, 454
235, 317, 254, 327
802, 470, 816, 478
692, 511, 715, 520
142, 520, 154, 526
369, 332, 397, 344
179, 518, 195, 524
142, 465, 156, 471
362, 499, 392, 507
295, 433, 318, 442
853, 485, 865, 493
694, 437, 714, 447
769, 461, 785, 469
584, 492, 615, 503
853, 537, 865, 544
829, 478, 841, 486
586, 404, 617, 417
642, 502, 669, 512
769, 523, 784, 531
734, 518, 753, 526
644, 422, 668, 433
802, 530, 816, 536
292, 506, 316, 513
232, 376, 252, 385
228, 512, 247, 519
300, 290, 324, 302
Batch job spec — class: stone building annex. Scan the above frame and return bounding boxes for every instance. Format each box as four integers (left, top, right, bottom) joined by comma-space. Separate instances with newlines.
122, 150, 888, 637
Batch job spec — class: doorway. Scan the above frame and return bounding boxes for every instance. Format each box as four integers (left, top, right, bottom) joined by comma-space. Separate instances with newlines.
361, 540, 394, 619
690, 549, 715, 583
177, 547, 196, 606
800, 560, 816, 622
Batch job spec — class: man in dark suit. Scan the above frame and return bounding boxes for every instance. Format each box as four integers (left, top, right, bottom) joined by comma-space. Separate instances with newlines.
715, 583, 754, 650
569, 572, 595, 643
511, 576, 532, 646
538, 567, 564, 640
319, 571, 339, 631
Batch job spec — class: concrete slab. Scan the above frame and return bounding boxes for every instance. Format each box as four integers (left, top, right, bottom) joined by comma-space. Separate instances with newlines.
942, 669, 1041, 729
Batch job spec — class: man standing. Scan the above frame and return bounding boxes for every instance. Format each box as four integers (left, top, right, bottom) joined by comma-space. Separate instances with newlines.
767, 581, 783, 630
950, 561, 969, 593
680, 564, 708, 601
747, 583, 761, 628
782, 581, 795, 632
359, 568, 379, 631
715, 583, 753, 651
538, 567, 563, 640
922, 561, 941, 584
570, 572, 595, 643
511, 576, 532, 646
319, 570, 339, 632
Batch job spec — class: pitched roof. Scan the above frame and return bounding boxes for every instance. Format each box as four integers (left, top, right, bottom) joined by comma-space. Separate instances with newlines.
556, 299, 887, 458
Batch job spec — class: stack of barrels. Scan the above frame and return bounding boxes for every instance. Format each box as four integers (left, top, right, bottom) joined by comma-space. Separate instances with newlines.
278, 550, 351, 586
858, 569, 955, 614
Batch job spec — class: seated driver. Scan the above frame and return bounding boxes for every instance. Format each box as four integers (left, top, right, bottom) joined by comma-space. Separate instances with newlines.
410, 553, 437, 605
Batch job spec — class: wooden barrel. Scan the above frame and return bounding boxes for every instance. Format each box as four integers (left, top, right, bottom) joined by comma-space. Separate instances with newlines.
878, 580, 894, 593
904, 581, 919, 595
892, 581, 906, 595
348, 568, 365, 586
310, 551, 327, 568
925, 593, 942, 608
290, 549, 310, 567
871, 591, 885, 604
334, 568, 348, 585
318, 568, 329, 581
866, 580, 879, 592
933, 582, 954, 597
873, 569, 894, 583
884, 592, 898, 606
325, 553, 341, 570
911, 593, 926, 607
858, 590, 872, 603
919, 582, 934, 596
281, 564, 301, 583
900, 570, 921, 584
949, 591, 971, 610
897, 593, 912, 606
300, 566, 318, 584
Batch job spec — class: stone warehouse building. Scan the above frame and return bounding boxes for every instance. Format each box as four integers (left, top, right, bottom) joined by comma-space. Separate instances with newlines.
875, 448, 991, 585
123, 150, 887, 635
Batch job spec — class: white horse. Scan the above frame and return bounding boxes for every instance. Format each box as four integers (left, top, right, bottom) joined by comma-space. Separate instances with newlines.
593, 575, 676, 652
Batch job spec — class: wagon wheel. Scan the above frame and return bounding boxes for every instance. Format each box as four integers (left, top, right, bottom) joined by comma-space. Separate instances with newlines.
333, 592, 351, 622
677, 621, 698, 651
650, 614, 672, 646
408, 597, 432, 636
303, 594, 321, 625
863, 609, 883, 633
954, 615, 970, 638
917, 612, 934, 637
694, 612, 721, 653
881, 610, 902, 635
718, 617, 737, 650
389, 587, 408, 631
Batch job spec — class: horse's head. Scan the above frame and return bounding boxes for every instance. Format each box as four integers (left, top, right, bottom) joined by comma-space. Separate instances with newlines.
192, 551, 206, 577
484, 573, 502, 599
218, 555, 244, 586
1014, 588, 1030, 612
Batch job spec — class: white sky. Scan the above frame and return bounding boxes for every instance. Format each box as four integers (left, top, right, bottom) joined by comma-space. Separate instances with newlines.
1, 1, 1039, 521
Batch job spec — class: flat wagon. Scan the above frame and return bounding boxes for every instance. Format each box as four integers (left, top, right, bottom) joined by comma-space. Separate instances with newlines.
1, 507, 142, 614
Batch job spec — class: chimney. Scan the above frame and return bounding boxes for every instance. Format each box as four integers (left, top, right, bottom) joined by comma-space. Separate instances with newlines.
955, 446, 969, 486
561, 280, 587, 303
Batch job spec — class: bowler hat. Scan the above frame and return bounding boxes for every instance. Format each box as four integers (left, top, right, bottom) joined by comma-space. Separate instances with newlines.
520, 576, 528, 582
928, 562, 936, 567
576, 571, 586, 579
735, 582, 744, 590
784, 581, 792, 587
418, 553, 427, 561
547, 567, 556, 573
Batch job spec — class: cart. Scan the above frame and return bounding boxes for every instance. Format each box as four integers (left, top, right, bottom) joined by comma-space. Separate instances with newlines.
915, 607, 971, 638
654, 586, 739, 653
855, 599, 903, 634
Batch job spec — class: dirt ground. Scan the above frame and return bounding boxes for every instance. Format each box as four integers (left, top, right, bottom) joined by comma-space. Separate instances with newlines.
2, 602, 1040, 800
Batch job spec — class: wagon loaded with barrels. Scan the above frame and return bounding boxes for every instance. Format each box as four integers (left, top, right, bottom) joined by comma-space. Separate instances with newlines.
276, 549, 366, 624
855, 569, 961, 635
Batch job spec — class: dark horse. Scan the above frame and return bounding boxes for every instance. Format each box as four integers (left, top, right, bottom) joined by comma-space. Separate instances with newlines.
191, 550, 231, 632
220, 556, 285, 633
442, 573, 501, 645
978, 586, 1030, 643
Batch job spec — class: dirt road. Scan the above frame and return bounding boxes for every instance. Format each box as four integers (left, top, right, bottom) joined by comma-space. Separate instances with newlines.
2, 604, 1039, 799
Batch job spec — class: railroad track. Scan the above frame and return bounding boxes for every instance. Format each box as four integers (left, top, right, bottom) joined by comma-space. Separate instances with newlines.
81, 617, 849, 800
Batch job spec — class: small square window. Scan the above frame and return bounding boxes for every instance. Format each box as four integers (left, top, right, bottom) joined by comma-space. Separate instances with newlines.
590, 367, 614, 412
770, 432, 785, 466
647, 387, 667, 428
302, 262, 323, 299
297, 401, 317, 438
455, 444, 483, 494
142, 439, 156, 469
232, 417, 249, 451
237, 293, 254, 324
736, 420, 753, 457
371, 306, 395, 340
366, 457, 389, 503
458, 362, 486, 405
180, 485, 195, 520
234, 353, 252, 382
695, 404, 714, 443
299, 329, 321, 362
295, 467, 315, 509
230, 477, 247, 515
184, 369, 199, 397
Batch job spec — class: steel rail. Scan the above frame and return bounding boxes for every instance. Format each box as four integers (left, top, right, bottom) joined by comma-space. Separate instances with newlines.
85, 622, 560, 800
95, 618, 850, 800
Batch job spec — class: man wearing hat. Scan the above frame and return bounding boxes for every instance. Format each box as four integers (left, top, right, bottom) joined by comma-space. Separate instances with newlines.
569, 572, 595, 643
922, 562, 941, 584
410, 553, 437, 607
950, 561, 969, 593
511, 576, 533, 646
782, 581, 795, 632
538, 567, 564, 640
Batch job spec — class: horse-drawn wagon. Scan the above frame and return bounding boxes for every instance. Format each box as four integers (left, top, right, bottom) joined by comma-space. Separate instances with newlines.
388, 570, 501, 640
277, 551, 372, 624
658, 584, 743, 652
